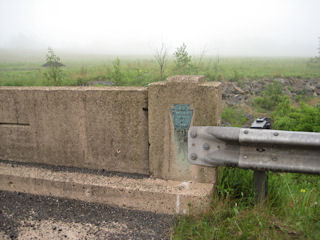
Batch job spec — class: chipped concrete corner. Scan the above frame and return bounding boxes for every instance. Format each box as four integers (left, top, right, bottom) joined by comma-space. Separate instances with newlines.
0, 76, 221, 215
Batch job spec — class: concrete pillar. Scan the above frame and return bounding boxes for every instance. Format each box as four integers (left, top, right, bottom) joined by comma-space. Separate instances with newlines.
148, 75, 222, 183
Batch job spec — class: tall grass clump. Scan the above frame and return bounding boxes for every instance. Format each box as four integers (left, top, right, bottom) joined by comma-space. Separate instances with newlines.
222, 106, 248, 127
272, 96, 320, 132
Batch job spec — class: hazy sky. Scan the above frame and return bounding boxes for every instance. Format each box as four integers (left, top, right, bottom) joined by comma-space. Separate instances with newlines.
0, 0, 319, 56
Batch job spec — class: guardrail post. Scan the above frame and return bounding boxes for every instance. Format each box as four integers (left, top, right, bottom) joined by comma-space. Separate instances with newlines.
253, 170, 268, 203
250, 117, 271, 203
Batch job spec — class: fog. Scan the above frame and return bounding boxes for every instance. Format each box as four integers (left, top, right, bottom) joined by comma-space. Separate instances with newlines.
0, 0, 319, 57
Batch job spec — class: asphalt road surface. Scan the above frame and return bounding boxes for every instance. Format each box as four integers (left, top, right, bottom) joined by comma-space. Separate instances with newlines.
0, 191, 174, 240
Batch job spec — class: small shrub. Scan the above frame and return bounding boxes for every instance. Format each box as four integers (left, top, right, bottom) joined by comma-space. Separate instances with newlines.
216, 73, 224, 82
43, 48, 64, 86
222, 106, 247, 127
111, 58, 124, 86
230, 69, 242, 83
173, 43, 193, 74
273, 97, 320, 132
80, 66, 87, 78
77, 77, 88, 86
252, 81, 284, 111
204, 72, 216, 81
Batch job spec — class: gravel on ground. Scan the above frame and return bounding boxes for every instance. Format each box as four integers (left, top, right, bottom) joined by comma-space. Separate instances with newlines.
0, 191, 174, 240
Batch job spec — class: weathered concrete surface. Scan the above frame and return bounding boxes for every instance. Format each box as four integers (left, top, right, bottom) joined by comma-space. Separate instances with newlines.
148, 76, 222, 183
0, 162, 213, 215
0, 87, 149, 174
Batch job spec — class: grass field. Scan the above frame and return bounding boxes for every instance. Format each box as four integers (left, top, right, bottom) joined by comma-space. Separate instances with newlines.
1, 49, 320, 239
1, 49, 320, 87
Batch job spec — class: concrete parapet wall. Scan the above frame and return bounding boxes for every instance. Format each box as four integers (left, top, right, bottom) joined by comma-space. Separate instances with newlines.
0, 87, 149, 174
0, 76, 222, 214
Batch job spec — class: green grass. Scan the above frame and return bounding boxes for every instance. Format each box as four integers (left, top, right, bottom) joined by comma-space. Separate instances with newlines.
1, 50, 320, 87
222, 106, 248, 127
172, 169, 320, 240
252, 81, 284, 112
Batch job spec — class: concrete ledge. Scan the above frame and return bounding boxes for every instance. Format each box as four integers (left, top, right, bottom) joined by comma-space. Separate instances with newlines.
0, 162, 213, 215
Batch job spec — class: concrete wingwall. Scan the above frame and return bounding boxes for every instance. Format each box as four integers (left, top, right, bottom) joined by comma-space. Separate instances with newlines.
0, 76, 221, 184
0, 87, 149, 174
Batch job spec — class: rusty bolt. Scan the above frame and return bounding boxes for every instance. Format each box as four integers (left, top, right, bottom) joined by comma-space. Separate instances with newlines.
203, 143, 210, 150
190, 153, 197, 161
190, 129, 197, 138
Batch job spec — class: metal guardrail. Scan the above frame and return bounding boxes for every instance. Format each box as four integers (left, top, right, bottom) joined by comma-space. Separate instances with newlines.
188, 122, 320, 202
188, 126, 320, 174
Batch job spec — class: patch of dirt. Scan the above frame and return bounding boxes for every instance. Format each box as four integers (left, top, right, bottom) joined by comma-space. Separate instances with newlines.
307, 97, 320, 106
222, 78, 320, 107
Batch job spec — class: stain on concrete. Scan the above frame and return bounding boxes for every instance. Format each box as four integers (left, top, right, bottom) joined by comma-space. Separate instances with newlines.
148, 75, 221, 183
